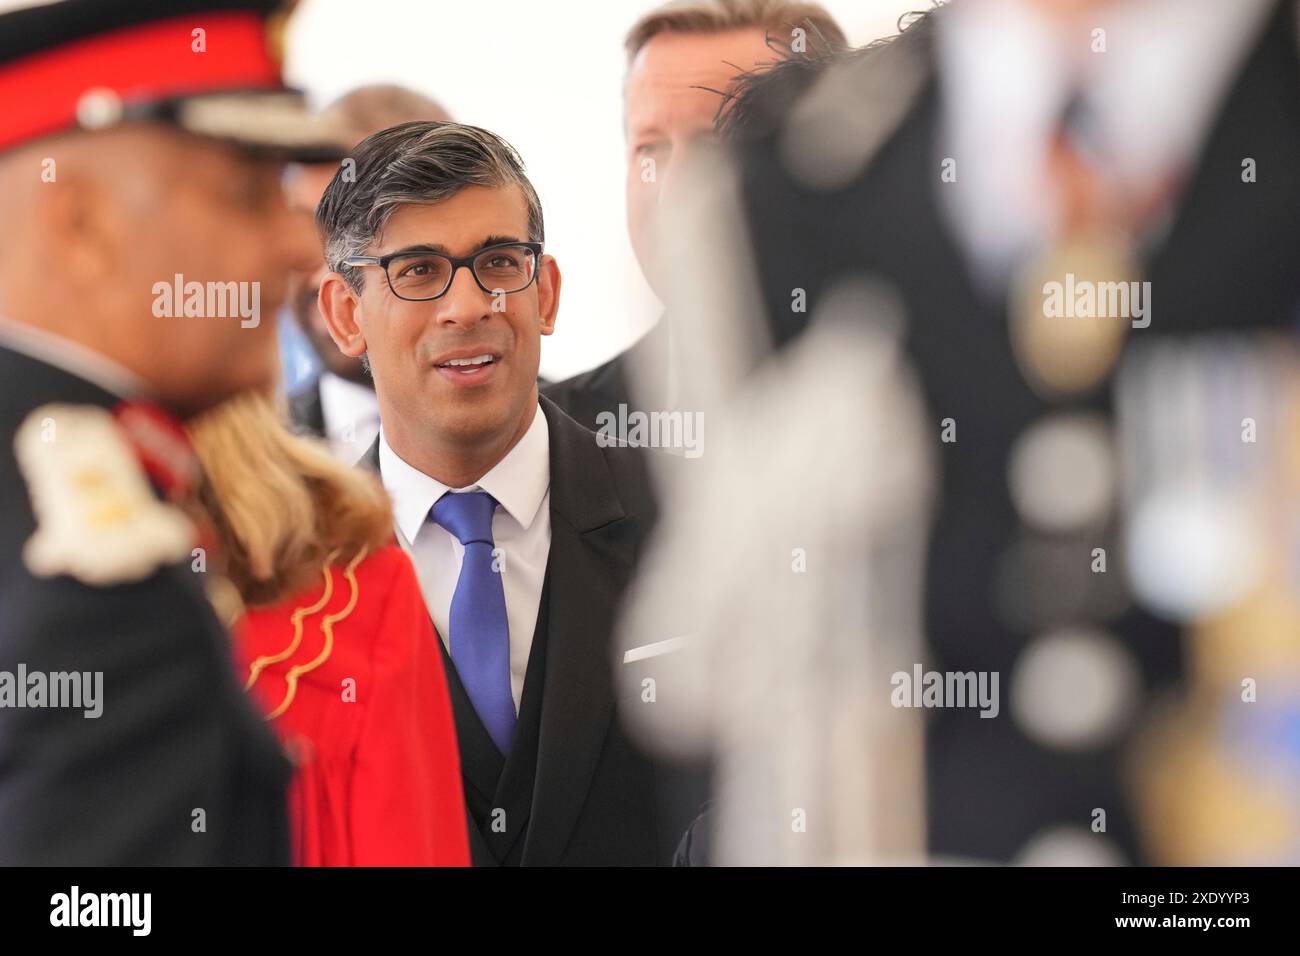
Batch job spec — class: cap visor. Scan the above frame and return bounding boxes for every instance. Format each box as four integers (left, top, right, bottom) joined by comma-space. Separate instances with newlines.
170, 89, 350, 162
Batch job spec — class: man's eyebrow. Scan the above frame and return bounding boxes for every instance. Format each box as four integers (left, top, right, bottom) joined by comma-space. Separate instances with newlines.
382, 242, 450, 256
381, 236, 526, 258
629, 124, 664, 143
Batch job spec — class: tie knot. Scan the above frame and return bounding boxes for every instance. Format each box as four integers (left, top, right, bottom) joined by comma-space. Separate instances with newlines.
429, 490, 497, 546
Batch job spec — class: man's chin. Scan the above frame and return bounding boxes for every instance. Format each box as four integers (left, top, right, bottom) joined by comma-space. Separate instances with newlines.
170, 383, 258, 419
201, 355, 279, 412
435, 414, 507, 450
430, 392, 513, 437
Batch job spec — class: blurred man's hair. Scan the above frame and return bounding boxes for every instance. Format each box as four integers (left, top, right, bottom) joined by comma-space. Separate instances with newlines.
715, 8, 935, 142
317, 121, 543, 292
624, 0, 848, 65
319, 83, 452, 144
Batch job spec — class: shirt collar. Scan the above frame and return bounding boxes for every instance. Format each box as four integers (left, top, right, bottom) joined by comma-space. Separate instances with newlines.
318, 371, 380, 440
380, 402, 550, 544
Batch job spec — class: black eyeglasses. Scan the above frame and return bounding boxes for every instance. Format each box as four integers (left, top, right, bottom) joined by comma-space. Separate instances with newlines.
342, 241, 544, 302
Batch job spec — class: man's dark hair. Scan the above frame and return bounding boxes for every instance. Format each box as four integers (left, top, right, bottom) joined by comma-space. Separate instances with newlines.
715, 8, 934, 143
316, 120, 544, 291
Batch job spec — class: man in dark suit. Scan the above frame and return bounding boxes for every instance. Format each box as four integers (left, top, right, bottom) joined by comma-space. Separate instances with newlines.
316, 120, 691, 865
0, 0, 339, 864
710, 0, 1300, 863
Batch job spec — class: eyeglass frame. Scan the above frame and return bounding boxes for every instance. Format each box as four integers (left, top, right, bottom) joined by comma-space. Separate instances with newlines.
340, 240, 545, 301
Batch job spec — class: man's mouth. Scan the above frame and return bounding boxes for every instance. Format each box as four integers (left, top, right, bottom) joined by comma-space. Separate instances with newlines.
436, 352, 497, 370
432, 350, 501, 386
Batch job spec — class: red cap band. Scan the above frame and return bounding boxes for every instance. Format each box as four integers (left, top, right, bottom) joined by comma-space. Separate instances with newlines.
0, 10, 280, 152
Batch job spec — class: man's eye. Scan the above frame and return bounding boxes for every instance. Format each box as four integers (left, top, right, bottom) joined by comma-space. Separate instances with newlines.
395, 259, 444, 279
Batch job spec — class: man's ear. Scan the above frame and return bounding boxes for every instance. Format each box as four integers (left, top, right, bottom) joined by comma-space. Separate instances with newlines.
537, 255, 561, 336
318, 272, 368, 357
50, 163, 121, 287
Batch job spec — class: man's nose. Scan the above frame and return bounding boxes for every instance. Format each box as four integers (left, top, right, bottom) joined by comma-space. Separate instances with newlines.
433, 263, 492, 329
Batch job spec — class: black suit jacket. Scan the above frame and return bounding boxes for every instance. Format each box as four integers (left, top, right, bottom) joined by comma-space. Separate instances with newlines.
541, 318, 670, 434
362, 394, 699, 865
732, 0, 1300, 863
0, 344, 291, 865
286, 377, 325, 440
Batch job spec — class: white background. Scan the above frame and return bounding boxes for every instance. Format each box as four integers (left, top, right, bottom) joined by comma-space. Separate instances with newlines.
284, 0, 923, 380
0, 0, 925, 380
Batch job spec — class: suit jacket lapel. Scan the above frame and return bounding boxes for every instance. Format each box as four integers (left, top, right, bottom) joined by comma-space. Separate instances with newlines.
521, 396, 638, 864
287, 379, 326, 439
360, 433, 381, 473
464, 807, 494, 866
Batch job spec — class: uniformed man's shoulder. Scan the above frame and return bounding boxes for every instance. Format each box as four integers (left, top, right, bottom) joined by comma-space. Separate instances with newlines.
0, 395, 231, 681
3, 401, 196, 588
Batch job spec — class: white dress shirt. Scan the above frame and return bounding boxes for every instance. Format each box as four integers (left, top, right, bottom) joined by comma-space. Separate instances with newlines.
318, 371, 381, 461
379, 404, 551, 713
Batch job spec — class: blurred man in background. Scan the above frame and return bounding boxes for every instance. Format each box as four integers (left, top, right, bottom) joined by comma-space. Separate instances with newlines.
282, 83, 452, 459
0, 0, 340, 864
543, 0, 846, 430
629, 0, 1300, 865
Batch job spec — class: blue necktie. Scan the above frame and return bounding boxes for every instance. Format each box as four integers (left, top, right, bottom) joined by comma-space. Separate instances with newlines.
429, 490, 515, 755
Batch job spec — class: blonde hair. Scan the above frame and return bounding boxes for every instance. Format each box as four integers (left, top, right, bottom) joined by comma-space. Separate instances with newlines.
188, 391, 394, 607
624, 0, 848, 64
